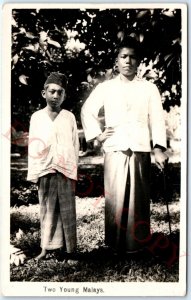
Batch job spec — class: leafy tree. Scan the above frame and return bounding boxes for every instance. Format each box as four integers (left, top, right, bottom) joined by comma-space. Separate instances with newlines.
11, 8, 182, 137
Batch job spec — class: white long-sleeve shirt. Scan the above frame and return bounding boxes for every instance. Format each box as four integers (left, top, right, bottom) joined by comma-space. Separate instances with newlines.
81, 75, 166, 152
27, 109, 79, 183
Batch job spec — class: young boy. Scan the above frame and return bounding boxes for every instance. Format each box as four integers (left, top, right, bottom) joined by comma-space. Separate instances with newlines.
27, 72, 79, 260
81, 36, 168, 253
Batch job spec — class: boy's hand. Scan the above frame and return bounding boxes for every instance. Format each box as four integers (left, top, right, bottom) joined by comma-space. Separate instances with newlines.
153, 148, 168, 171
96, 127, 115, 143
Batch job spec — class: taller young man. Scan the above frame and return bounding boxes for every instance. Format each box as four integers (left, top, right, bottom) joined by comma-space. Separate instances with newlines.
81, 36, 168, 253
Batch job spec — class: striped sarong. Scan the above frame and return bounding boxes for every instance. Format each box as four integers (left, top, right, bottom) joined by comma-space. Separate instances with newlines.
38, 172, 76, 253
104, 150, 151, 252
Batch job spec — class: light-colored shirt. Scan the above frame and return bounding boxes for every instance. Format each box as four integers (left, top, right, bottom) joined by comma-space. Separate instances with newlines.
81, 75, 166, 152
27, 108, 79, 183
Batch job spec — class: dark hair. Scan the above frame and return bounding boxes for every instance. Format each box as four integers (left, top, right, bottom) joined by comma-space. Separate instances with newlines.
115, 36, 142, 59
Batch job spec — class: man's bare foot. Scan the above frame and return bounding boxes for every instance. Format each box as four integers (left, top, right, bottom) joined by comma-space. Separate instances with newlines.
67, 259, 78, 266
65, 251, 79, 266
35, 249, 47, 260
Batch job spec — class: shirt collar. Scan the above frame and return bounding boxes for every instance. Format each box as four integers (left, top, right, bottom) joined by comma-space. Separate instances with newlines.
116, 74, 139, 84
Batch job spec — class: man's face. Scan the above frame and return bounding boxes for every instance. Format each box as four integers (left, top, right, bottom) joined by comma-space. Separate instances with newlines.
117, 47, 139, 79
42, 83, 65, 109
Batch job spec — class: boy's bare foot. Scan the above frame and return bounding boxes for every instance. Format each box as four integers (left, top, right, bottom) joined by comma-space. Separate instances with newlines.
35, 249, 47, 260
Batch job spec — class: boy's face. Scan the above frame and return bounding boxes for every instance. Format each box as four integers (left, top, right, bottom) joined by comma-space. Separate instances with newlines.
117, 47, 139, 79
42, 83, 65, 109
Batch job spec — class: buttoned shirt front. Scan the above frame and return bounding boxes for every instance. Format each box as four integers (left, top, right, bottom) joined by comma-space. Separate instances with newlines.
81, 75, 166, 152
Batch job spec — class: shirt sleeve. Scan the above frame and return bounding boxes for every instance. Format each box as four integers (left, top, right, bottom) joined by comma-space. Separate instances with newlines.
72, 114, 80, 164
27, 113, 39, 182
81, 84, 104, 141
154, 144, 166, 152
148, 84, 167, 150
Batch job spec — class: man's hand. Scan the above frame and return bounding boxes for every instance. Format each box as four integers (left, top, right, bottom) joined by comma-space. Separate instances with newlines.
153, 148, 169, 171
96, 127, 115, 143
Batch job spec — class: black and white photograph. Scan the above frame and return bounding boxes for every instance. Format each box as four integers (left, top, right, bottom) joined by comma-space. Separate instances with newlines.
1, 2, 187, 297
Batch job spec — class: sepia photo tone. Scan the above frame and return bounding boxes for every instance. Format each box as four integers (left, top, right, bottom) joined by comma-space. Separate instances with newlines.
1, 2, 187, 297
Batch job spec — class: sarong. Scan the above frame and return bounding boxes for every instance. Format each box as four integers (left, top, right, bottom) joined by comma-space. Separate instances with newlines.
38, 172, 76, 252
104, 150, 151, 252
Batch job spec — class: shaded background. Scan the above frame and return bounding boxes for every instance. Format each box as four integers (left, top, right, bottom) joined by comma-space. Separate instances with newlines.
11, 8, 181, 206
11, 8, 181, 140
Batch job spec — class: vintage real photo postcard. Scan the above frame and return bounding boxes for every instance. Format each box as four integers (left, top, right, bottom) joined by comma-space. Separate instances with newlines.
1, 2, 187, 297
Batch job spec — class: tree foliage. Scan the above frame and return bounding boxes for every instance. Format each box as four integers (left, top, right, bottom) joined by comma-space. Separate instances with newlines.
11, 8, 182, 132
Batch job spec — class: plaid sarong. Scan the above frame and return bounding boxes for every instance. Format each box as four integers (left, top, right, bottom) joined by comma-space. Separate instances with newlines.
104, 150, 151, 252
38, 172, 76, 253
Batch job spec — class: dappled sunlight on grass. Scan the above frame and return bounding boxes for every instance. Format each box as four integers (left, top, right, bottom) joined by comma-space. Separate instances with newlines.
151, 201, 180, 234
10, 197, 180, 282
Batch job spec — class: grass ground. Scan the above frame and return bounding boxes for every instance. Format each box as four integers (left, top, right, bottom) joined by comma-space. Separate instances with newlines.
10, 197, 180, 282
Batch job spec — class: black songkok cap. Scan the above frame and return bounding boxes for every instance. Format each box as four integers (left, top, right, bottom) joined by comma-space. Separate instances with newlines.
44, 72, 67, 89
